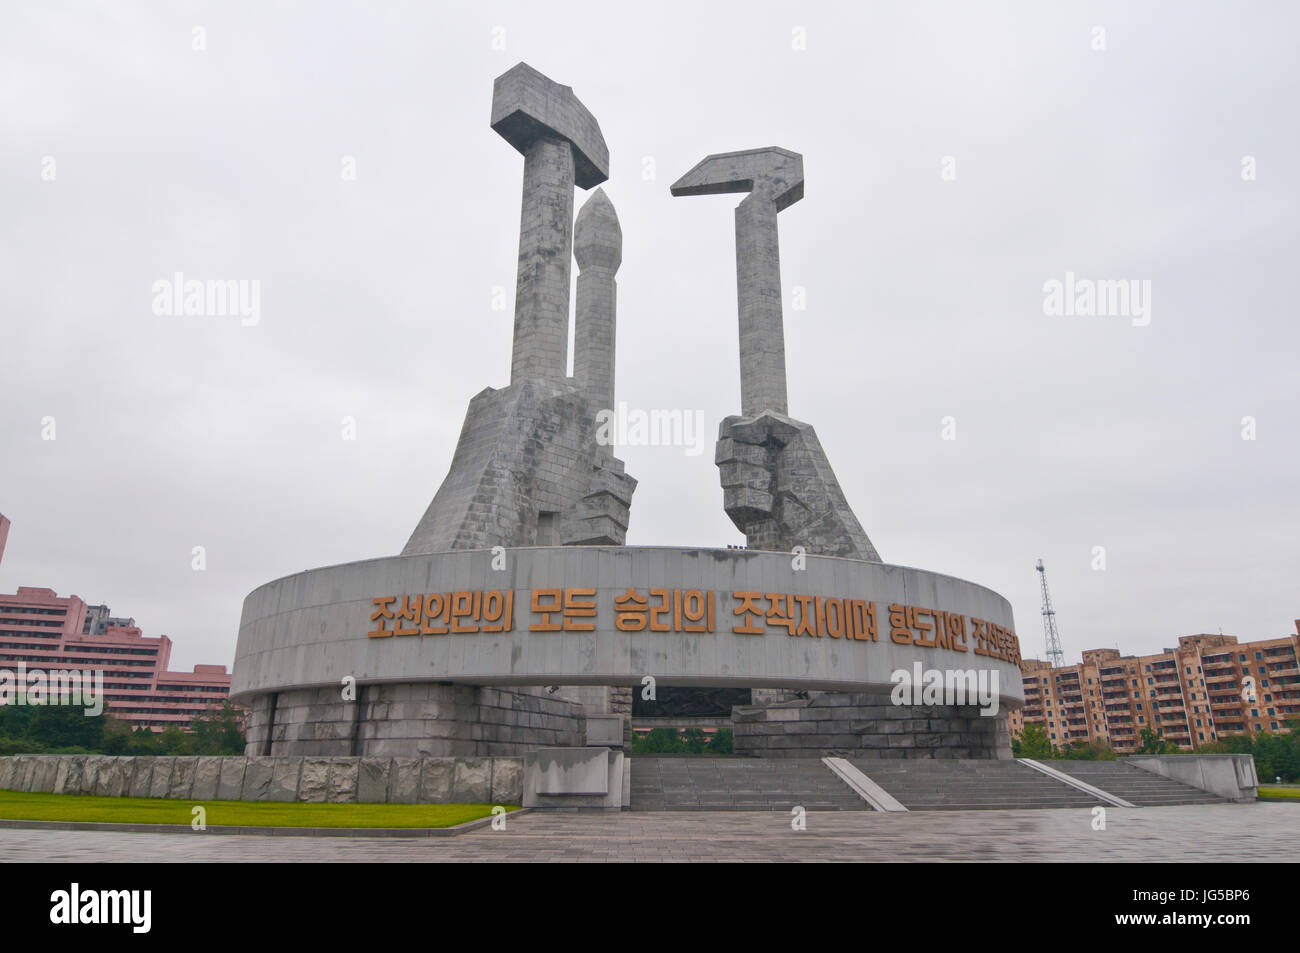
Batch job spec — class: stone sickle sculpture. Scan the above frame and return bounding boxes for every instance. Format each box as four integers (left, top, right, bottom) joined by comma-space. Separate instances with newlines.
672, 148, 880, 560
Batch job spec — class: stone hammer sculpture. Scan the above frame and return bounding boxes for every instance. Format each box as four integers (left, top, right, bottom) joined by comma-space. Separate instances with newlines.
492, 63, 609, 386
672, 148, 880, 560
403, 64, 634, 556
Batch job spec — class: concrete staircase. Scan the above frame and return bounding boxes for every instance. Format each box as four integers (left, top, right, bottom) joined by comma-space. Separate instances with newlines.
848, 759, 1106, 811
1049, 760, 1225, 806
629, 757, 867, 811
628, 756, 1226, 811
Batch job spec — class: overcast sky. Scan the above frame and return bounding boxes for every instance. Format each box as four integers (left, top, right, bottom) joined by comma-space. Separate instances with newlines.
2, 1, 1296, 673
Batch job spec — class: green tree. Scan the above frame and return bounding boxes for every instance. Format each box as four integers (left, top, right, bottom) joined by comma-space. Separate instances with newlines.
100, 715, 136, 755
157, 725, 191, 755
1014, 722, 1052, 759
0, 704, 35, 740
681, 727, 707, 754
633, 727, 683, 754
190, 702, 246, 755
27, 705, 105, 750
1137, 727, 1179, 754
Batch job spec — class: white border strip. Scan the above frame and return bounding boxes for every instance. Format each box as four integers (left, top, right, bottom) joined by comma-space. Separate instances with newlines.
1017, 758, 1137, 808
822, 757, 908, 812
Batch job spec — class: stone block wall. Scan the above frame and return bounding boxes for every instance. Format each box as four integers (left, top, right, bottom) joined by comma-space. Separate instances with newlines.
244, 683, 585, 758
732, 691, 1013, 759
0, 754, 524, 805
400, 381, 635, 555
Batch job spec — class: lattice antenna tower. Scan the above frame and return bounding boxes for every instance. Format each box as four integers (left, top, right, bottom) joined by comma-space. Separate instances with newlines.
1035, 558, 1066, 667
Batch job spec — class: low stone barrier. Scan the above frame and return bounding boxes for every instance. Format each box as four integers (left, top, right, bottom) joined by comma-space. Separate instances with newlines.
0, 754, 523, 804
523, 748, 627, 810
1126, 754, 1258, 802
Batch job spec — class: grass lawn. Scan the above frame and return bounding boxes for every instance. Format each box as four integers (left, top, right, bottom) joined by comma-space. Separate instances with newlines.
1257, 786, 1300, 801
0, 790, 515, 828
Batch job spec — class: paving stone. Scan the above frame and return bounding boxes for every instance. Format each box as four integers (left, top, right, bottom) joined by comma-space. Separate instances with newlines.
0, 803, 1290, 863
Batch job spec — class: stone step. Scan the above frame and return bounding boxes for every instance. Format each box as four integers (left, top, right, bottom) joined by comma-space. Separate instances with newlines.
630, 757, 866, 811
849, 759, 1106, 810
1045, 760, 1225, 806
631, 756, 1225, 812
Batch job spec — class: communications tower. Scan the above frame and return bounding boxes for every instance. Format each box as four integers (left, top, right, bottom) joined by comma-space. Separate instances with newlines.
1035, 558, 1066, 667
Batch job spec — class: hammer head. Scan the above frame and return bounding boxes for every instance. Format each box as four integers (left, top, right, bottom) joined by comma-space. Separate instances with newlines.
491, 62, 609, 189
670, 147, 804, 211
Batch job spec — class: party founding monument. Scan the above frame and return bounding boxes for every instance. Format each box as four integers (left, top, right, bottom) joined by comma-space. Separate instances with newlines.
230, 63, 1023, 763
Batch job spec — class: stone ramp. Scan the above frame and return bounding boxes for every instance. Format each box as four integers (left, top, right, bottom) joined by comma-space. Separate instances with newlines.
1048, 760, 1224, 806
629, 757, 867, 811
850, 759, 1107, 811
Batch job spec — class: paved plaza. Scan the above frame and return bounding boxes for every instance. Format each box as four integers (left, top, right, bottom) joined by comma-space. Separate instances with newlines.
1, 803, 1294, 862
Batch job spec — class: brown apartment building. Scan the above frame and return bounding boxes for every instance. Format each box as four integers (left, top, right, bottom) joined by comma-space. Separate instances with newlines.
1010, 622, 1300, 754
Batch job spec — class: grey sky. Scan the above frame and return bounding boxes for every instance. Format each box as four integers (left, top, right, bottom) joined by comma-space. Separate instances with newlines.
2, 1, 1296, 672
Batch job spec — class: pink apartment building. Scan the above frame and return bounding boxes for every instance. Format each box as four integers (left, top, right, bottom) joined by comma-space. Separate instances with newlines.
0, 585, 231, 731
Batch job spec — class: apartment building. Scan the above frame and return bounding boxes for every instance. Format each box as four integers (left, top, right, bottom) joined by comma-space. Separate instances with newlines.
0, 586, 231, 732
1010, 623, 1300, 753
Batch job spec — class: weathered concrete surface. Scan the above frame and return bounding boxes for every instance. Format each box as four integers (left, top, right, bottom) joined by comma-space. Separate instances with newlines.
731, 692, 1012, 760
491, 62, 609, 190
490, 757, 524, 803
148, 758, 175, 798
672, 147, 803, 417
1126, 753, 1259, 801
191, 757, 223, 800
523, 747, 625, 810
716, 412, 881, 559
401, 382, 636, 554
232, 548, 1020, 704
671, 149, 879, 561
402, 64, 634, 557
357, 757, 391, 803
585, 714, 625, 747
491, 62, 608, 385
0, 755, 524, 804
217, 757, 246, 800
242, 684, 584, 759
509, 136, 575, 386
239, 757, 274, 801
128, 759, 154, 798
574, 187, 621, 445
168, 758, 197, 799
